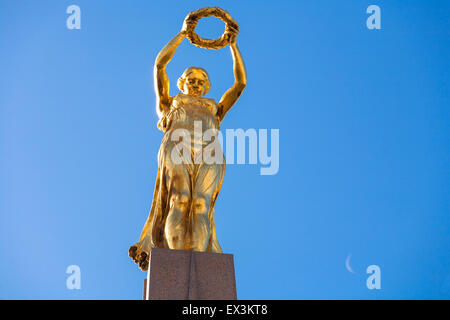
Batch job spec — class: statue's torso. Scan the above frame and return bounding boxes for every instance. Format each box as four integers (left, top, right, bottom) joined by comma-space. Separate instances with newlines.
165, 93, 220, 132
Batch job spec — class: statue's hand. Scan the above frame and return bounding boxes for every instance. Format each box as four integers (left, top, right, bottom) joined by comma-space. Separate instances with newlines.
181, 19, 189, 34
227, 25, 238, 44
182, 11, 198, 34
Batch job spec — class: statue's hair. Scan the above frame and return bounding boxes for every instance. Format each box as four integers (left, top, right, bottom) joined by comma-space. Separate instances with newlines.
177, 67, 211, 95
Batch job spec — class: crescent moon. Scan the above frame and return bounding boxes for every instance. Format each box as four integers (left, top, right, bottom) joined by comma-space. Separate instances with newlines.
345, 253, 356, 274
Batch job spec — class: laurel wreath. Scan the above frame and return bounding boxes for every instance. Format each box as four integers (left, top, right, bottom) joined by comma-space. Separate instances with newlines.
185, 7, 239, 50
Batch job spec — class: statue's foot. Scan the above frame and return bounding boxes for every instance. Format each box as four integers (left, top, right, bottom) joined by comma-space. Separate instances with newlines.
129, 244, 149, 271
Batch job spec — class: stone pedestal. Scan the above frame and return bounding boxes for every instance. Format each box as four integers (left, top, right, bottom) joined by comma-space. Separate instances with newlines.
143, 248, 237, 300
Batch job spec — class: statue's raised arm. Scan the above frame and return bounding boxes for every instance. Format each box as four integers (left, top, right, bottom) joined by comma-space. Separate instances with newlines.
217, 28, 247, 122
153, 25, 188, 120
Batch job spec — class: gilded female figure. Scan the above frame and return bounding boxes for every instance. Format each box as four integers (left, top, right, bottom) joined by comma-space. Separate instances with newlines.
129, 14, 246, 271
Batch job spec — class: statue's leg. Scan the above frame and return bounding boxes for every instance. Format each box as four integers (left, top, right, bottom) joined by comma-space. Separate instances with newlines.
191, 194, 211, 251
164, 163, 191, 250
191, 163, 222, 251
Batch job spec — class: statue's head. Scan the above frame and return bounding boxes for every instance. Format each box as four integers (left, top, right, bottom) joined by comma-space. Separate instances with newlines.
177, 67, 211, 97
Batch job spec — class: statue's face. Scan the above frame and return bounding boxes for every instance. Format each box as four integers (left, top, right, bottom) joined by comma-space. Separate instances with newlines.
183, 70, 207, 97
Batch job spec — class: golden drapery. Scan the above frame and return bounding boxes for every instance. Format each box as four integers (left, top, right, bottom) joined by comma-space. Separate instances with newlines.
129, 93, 225, 271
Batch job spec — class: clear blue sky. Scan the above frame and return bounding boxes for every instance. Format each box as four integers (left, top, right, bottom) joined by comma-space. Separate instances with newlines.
1, 0, 449, 299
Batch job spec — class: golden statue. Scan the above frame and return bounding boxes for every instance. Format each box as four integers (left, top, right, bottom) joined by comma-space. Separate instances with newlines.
129, 7, 247, 271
